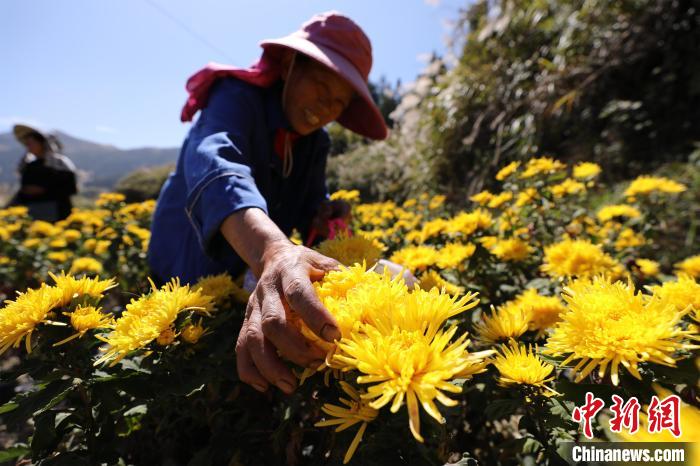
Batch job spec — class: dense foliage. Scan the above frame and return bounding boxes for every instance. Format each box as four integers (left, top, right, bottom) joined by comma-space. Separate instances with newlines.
328, 0, 700, 201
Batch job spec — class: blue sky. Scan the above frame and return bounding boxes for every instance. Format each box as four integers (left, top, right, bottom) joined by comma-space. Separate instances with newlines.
1, 0, 464, 148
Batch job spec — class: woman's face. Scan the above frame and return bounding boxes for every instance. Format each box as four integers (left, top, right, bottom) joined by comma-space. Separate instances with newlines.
281, 55, 355, 135
22, 135, 47, 157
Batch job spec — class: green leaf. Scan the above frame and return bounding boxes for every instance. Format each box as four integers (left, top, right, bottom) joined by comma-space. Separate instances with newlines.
30, 411, 59, 457
518, 414, 537, 432
33, 381, 76, 416
522, 437, 542, 454
0, 401, 18, 415
484, 398, 520, 420
2, 379, 73, 427
39, 451, 91, 466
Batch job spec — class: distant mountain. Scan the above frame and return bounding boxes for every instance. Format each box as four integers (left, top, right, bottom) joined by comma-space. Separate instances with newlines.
0, 131, 179, 189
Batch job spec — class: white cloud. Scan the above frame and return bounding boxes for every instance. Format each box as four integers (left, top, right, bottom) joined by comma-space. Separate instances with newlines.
95, 125, 118, 134
424, 0, 441, 5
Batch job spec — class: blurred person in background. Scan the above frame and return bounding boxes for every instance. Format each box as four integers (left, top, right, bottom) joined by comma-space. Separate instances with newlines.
8, 124, 78, 222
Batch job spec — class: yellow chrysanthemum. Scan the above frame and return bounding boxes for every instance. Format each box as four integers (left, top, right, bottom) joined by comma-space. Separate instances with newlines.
49, 272, 117, 307
316, 233, 384, 267
613, 228, 646, 251
0, 284, 64, 354
53, 305, 113, 346
48, 251, 72, 263
469, 190, 494, 205
515, 188, 538, 207
181, 321, 209, 344
125, 224, 151, 243
634, 258, 660, 277
28, 220, 62, 237
156, 327, 178, 346
508, 288, 567, 337
116, 200, 156, 221
596, 204, 641, 222
95, 278, 213, 365
418, 270, 465, 296
436, 242, 476, 269
389, 245, 439, 273
49, 238, 68, 249
95, 192, 126, 207
493, 340, 555, 389
572, 162, 602, 179
305, 265, 488, 443
416, 218, 448, 242
62, 229, 82, 243
487, 238, 532, 262
315, 381, 379, 464
545, 276, 694, 385
495, 161, 520, 181
0, 206, 28, 217
369, 287, 479, 340
314, 263, 381, 302
330, 189, 361, 203
69, 257, 104, 275
193, 273, 240, 305
541, 238, 621, 279
335, 325, 485, 443
674, 254, 700, 278
429, 194, 446, 210
443, 209, 493, 236
623, 176, 686, 198
647, 275, 700, 314
519, 157, 566, 179
22, 238, 42, 249
487, 191, 513, 209
474, 305, 530, 345
550, 178, 586, 198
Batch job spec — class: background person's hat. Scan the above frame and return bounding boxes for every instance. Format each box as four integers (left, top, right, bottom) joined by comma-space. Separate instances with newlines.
13, 124, 62, 152
260, 11, 388, 140
13, 124, 48, 142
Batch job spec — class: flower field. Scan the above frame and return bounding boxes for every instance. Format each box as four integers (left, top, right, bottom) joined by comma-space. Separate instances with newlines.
1, 158, 699, 465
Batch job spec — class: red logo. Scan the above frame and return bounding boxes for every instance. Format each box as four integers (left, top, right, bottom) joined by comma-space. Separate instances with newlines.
572, 392, 606, 439
572, 392, 683, 439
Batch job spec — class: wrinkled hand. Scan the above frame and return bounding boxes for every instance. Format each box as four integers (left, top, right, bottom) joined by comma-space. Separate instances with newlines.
21, 184, 46, 196
235, 242, 341, 394
310, 200, 351, 238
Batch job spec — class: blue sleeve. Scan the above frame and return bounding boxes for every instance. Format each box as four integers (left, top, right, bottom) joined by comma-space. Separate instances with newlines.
182, 79, 268, 256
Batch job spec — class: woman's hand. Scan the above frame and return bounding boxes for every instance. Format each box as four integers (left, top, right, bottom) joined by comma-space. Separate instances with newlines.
236, 242, 340, 394
220, 208, 341, 394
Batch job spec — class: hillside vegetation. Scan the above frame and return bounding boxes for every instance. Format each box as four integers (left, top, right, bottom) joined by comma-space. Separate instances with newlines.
328, 0, 700, 203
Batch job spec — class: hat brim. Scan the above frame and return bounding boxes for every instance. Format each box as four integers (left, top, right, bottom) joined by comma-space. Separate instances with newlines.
260, 37, 388, 140
13, 124, 46, 142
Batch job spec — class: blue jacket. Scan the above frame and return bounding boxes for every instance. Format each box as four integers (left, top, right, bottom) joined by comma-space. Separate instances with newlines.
148, 78, 330, 284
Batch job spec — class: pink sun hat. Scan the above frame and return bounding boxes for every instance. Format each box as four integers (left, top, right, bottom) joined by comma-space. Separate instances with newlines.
181, 11, 389, 140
